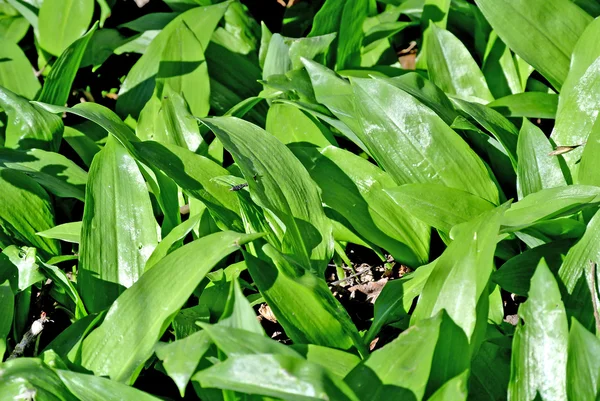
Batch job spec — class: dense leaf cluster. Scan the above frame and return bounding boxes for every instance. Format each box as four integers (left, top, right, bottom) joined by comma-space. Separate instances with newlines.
1, 0, 600, 400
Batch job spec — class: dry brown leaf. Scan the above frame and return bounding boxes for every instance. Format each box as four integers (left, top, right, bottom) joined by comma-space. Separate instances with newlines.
258, 303, 278, 323
348, 278, 388, 303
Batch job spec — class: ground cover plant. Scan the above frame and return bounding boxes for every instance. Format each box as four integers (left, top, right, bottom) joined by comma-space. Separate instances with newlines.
1, 0, 600, 399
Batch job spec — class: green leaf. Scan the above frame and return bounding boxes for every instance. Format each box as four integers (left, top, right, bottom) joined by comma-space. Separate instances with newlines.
551, 55, 600, 171
63, 125, 102, 167
0, 280, 12, 359
502, 185, 600, 228
385, 183, 495, 234
347, 311, 468, 401
81, 231, 263, 383
155, 330, 213, 397
137, 89, 205, 152
567, 318, 600, 401
452, 98, 519, 171
0, 147, 88, 200
193, 353, 359, 401
145, 213, 202, 270
0, 87, 63, 151
352, 77, 499, 203
488, 93, 558, 119
203, 116, 333, 275
295, 146, 430, 267
219, 277, 263, 334
1, 246, 45, 292
0, 39, 40, 99
482, 32, 523, 99
427, 25, 493, 103
37, 0, 94, 56
0, 358, 78, 400
0, 169, 59, 257
158, 20, 210, 118
244, 246, 365, 356
412, 205, 505, 340
36, 22, 97, 106
39, 260, 86, 318
37, 222, 81, 244
517, 118, 566, 199
116, 3, 228, 118
578, 117, 600, 187
508, 258, 569, 401
493, 239, 572, 296
79, 135, 158, 313
0, 5, 29, 44
266, 103, 336, 148
55, 369, 162, 401
427, 371, 468, 401
291, 344, 361, 379
474, 0, 592, 89
200, 323, 297, 358
132, 141, 243, 231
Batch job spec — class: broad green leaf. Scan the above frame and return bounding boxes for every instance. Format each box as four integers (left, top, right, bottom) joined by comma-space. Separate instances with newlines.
205, 42, 265, 120
348, 313, 442, 400
38, 0, 94, 56
567, 318, 600, 400
266, 103, 337, 148
193, 353, 359, 401
42, 312, 104, 365
0, 280, 12, 359
309, 0, 368, 70
427, 371, 468, 401
39, 260, 86, 319
203, 116, 333, 275
291, 344, 361, 379
352, 77, 499, 204
0, 169, 59, 257
0, 147, 88, 200
468, 340, 511, 401
427, 25, 493, 103
347, 311, 468, 401
301, 58, 369, 153
79, 136, 158, 313
551, 55, 600, 170
158, 20, 210, 118
34, 101, 138, 154
0, 358, 78, 400
493, 239, 573, 296
295, 146, 430, 267
367, 261, 435, 343
200, 323, 297, 358
262, 33, 291, 80
412, 205, 505, 340
385, 183, 495, 234
132, 141, 243, 231
137, 90, 204, 152
119, 12, 178, 32
219, 277, 263, 334
453, 98, 518, 170
508, 259, 569, 401
1, 246, 44, 292
488, 93, 558, 119
578, 117, 600, 186
81, 231, 263, 383
37, 222, 81, 244
385, 72, 459, 126
0, 39, 40, 99
56, 369, 161, 401
155, 330, 213, 397
502, 186, 600, 228
116, 3, 228, 118
474, 0, 592, 89
517, 119, 566, 199
36, 23, 97, 106
63, 125, 102, 167
482, 32, 522, 99
0, 87, 62, 151
244, 247, 365, 356
0, 4, 29, 44
145, 213, 202, 270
